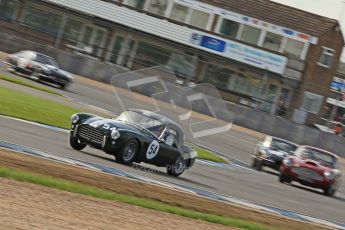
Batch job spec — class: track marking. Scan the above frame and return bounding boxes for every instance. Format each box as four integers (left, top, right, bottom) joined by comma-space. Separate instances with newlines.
224, 132, 258, 146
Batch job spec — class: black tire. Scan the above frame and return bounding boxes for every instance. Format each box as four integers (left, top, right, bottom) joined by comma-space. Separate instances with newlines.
167, 156, 186, 177
69, 135, 86, 151
252, 158, 262, 171
115, 140, 138, 165
279, 173, 291, 184
324, 183, 336, 196
60, 83, 66, 90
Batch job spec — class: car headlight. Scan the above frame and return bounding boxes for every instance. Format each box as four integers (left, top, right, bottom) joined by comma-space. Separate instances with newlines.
259, 149, 269, 158
324, 171, 335, 180
71, 114, 79, 124
111, 129, 120, 140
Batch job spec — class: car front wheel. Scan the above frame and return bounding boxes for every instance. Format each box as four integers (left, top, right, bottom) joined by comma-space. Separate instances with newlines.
69, 135, 86, 151
324, 183, 337, 196
279, 173, 291, 184
167, 156, 186, 177
115, 140, 138, 165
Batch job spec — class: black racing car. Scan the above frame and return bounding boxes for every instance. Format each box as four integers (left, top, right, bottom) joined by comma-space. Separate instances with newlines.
69, 109, 196, 176
5, 50, 73, 89
252, 136, 298, 171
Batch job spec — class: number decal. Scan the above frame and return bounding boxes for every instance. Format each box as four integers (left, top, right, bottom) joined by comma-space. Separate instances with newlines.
146, 140, 160, 160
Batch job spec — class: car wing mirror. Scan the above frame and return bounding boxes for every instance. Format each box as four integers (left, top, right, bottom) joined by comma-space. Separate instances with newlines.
158, 138, 165, 143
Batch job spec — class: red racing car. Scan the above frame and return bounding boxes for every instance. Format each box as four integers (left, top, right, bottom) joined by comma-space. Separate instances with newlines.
279, 146, 342, 196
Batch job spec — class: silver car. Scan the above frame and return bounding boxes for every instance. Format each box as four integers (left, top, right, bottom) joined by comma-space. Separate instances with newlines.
252, 136, 298, 171
5, 50, 73, 89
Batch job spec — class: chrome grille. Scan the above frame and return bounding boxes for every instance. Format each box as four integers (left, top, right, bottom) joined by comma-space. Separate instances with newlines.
78, 125, 104, 144
291, 167, 323, 181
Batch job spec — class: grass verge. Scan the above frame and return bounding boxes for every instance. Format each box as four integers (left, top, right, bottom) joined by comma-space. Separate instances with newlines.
0, 166, 275, 230
191, 145, 228, 163
0, 73, 62, 96
0, 87, 79, 129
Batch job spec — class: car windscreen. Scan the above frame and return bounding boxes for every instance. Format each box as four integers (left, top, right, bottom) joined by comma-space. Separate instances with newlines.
35, 54, 59, 67
302, 148, 337, 167
270, 139, 297, 153
115, 111, 164, 137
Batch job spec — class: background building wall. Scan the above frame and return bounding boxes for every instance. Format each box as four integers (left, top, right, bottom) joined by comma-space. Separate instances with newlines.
2, 32, 345, 157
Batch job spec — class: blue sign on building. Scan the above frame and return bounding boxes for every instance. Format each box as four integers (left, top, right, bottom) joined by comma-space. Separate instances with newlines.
331, 78, 345, 92
200, 35, 226, 52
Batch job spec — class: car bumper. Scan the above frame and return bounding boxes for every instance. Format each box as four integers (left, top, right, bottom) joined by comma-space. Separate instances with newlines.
281, 166, 331, 189
187, 157, 196, 168
39, 74, 71, 85
71, 125, 119, 153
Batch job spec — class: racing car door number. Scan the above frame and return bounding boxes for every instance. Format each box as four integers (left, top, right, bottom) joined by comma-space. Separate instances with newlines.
146, 140, 160, 160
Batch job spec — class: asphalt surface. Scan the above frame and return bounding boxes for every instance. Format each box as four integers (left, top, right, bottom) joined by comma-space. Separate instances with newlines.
1, 64, 345, 224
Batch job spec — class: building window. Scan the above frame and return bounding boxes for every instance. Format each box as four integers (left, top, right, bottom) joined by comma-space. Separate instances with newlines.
240, 25, 261, 45
301, 91, 324, 114
135, 42, 171, 66
124, 0, 146, 10
219, 19, 240, 38
0, 0, 17, 20
232, 74, 260, 97
169, 3, 189, 23
22, 6, 62, 35
203, 64, 235, 89
284, 38, 304, 59
166, 53, 194, 77
76, 25, 107, 57
203, 64, 261, 97
262, 32, 283, 52
318, 47, 335, 68
63, 18, 83, 41
110, 36, 125, 64
109, 36, 135, 66
148, 0, 168, 16
189, 9, 210, 29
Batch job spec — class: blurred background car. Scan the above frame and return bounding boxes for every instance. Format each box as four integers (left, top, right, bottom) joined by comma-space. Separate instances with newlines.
252, 136, 298, 171
4, 50, 73, 89
280, 146, 342, 196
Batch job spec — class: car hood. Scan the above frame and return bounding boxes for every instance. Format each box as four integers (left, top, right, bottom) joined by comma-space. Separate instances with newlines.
83, 118, 145, 134
267, 148, 288, 158
43, 65, 73, 79
293, 157, 334, 173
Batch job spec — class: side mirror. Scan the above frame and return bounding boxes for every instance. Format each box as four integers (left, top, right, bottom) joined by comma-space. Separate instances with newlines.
158, 138, 165, 143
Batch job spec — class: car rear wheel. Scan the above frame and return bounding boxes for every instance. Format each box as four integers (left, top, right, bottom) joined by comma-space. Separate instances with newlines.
324, 183, 336, 196
115, 140, 138, 165
167, 156, 186, 177
69, 135, 86, 151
